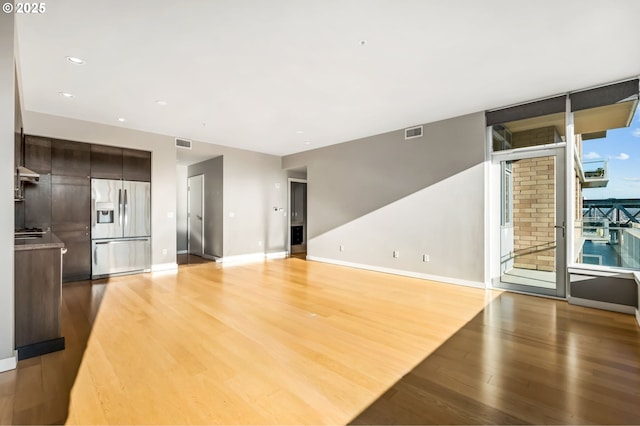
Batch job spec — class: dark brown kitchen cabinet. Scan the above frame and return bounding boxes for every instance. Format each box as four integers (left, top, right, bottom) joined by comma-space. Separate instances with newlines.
51, 175, 90, 225
24, 173, 51, 230
91, 144, 123, 179
123, 148, 151, 182
52, 139, 91, 177
24, 135, 51, 173
53, 227, 90, 282
14, 241, 65, 359
51, 175, 91, 281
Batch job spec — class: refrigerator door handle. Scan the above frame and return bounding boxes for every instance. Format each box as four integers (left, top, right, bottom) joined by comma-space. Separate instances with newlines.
118, 188, 123, 228
91, 197, 96, 229
95, 238, 148, 245
124, 189, 129, 230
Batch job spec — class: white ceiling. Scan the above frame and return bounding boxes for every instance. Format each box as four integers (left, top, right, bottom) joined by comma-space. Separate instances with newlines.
15, 0, 640, 157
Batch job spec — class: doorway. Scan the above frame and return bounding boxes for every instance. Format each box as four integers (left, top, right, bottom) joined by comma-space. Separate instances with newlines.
288, 179, 307, 258
188, 174, 204, 258
493, 147, 567, 297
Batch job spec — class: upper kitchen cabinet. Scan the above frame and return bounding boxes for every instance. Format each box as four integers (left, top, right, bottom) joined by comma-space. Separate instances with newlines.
91, 145, 123, 179
52, 139, 91, 177
123, 148, 151, 182
24, 135, 51, 173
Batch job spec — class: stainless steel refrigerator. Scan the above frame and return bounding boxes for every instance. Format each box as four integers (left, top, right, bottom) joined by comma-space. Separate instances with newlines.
91, 179, 151, 278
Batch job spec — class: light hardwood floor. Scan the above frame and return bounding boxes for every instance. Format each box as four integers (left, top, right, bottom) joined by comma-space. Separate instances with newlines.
1, 258, 639, 424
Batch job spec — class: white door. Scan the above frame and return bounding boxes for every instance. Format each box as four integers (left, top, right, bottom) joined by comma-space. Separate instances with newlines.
188, 175, 204, 257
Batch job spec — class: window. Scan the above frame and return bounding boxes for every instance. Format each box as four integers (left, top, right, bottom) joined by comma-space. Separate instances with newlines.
571, 80, 640, 269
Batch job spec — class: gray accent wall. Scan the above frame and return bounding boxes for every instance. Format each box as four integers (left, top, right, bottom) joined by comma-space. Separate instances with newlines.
188, 156, 223, 258
1, 10, 16, 365
283, 112, 487, 284
570, 274, 638, 307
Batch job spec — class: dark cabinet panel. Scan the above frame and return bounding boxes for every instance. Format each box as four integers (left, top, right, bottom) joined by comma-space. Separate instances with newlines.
24, 174, 51, 230
15, 247, 62, 348
123, 148, 151, 182
51, 175, 91, 281
91, 145, 123, 179
55, 229, 91, 282
51, 175, 90, 226
52, 139, 91, 177
24, 136, 51, 173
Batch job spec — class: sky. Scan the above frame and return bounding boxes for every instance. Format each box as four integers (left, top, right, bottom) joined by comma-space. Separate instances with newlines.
581, 107, 640, 200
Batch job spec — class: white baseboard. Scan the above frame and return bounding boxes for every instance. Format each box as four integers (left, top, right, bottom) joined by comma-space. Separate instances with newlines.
636, 308, 640, 327
568, 297, 636, 315
266, 251, 287, 260
306, 256, 485, 289
151, 262, 178, 272
177, 250, 188, 255
0, 351, 18, 372
218, 251, 287, 264
202, 254, 219, 261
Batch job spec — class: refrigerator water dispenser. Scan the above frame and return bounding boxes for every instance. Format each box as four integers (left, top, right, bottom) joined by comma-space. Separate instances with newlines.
96, 202, 115, 223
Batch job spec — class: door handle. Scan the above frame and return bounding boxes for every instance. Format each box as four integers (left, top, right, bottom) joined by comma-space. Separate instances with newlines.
124, 189, 128, 229
554, 222, 565, 238
196, 214, 202, 221
118, 189, 123, 228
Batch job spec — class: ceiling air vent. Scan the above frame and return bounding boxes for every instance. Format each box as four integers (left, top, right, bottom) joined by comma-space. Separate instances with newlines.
404, 125, 423, 140
175, 138, 192, 149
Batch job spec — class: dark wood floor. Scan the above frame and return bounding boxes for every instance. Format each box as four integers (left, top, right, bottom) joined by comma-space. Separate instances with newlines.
290, 251, 307, 260
350, 293, 640, 425
177, 253, 214, 265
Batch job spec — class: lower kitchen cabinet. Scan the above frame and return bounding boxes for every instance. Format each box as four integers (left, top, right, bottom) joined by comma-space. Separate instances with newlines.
14, 236, 65, 360
55, 228, 91, 282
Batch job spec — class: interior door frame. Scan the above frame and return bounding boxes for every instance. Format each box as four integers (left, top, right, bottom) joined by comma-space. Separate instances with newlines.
490, 144, 567, 298
287, 178, 307, 256
187, 174, 204, 257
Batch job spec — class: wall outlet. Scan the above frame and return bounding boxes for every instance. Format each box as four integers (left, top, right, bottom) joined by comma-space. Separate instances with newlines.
393, 250, 400, 258
423, 254, 430, 262
258, 241, 262, 246
162, 248, 168, 255
339, 245, 344, 252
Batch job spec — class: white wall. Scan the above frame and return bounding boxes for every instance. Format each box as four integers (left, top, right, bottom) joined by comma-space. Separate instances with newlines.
0, 9, 16, 371
184, 140, 288, 259
23, 111, 178, 271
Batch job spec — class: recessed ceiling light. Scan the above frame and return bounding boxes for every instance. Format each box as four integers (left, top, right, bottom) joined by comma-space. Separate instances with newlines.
66, 56, 85, 65
118, 118, 126, 122
304, 141, 311, 145
155, 100, 168, 106
296, 130, 304, 134
59, 92, 74, 98
359, 40, 367, 46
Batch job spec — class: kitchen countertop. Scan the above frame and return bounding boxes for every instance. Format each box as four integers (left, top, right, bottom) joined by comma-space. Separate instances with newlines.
14, 232, 65, 251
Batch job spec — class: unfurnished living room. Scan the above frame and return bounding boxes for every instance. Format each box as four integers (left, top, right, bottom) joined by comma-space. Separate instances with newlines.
1, 1, 640, 425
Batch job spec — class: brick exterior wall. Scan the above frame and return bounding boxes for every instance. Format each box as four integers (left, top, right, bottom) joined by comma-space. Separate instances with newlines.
512, 156, 556, 272
512, 126, 560, 149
